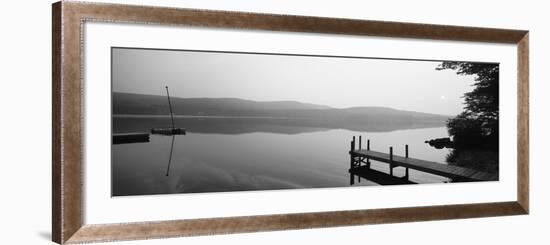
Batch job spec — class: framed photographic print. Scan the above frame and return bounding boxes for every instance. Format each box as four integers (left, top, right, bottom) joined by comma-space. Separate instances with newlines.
52, 1, 529, 244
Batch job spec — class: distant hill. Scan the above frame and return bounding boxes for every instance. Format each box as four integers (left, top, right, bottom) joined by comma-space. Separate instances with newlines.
113, 92, 331, 116
112, 92, 450, 132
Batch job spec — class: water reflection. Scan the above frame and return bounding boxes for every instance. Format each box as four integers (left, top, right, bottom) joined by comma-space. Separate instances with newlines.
349, 167, 416, 185
165, 135, 176, 176
112, 116, 450, 196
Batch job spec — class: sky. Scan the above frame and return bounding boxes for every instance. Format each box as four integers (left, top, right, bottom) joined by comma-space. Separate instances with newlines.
112, 47, 481, 116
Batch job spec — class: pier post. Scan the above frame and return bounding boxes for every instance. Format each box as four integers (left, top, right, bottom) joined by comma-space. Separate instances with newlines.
359, 136, 362, 149
405, 144, 409, 180
350, 140, 355, 169
365, 139, 371, 168
389, 146, 394, 176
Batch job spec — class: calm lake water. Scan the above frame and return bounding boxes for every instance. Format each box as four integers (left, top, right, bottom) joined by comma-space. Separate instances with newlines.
112, 116, 451, 196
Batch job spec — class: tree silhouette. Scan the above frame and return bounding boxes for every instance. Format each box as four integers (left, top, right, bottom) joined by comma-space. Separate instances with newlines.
437, 61, 499, 149
436, 62, 499, 173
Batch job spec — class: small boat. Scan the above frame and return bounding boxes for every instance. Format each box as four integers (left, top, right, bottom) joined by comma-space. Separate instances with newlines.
150, 86, 186, 136
151, 127, 186, 135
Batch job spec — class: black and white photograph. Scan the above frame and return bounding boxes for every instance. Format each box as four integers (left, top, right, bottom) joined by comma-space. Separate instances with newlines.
3, 0, 546, 244
111, 47, 499, 196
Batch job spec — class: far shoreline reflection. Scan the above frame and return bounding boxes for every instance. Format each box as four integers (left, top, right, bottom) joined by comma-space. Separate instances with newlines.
113, 114, 446, 135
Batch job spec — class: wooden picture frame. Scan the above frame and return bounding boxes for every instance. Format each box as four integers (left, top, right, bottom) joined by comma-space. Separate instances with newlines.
52, 1, 529, 244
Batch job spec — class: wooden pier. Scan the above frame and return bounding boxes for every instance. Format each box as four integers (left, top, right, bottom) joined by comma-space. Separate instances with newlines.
113, 132, 150, 144
349, 136, 498, 183
113, 128, 186, 145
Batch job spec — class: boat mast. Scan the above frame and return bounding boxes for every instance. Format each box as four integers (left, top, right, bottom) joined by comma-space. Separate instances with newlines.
165, 86, 175, 129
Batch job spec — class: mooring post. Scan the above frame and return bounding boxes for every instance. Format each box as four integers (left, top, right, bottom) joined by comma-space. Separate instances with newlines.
165, 86, 176, 130
367, 139, 370, 150
389, 146, 394, 176
359, 135, 362, 149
